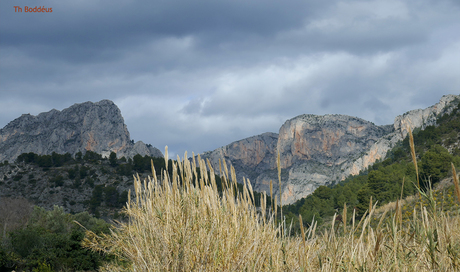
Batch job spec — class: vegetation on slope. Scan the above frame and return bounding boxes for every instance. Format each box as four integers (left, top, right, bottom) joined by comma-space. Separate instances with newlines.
0, 151, 169, 218
283, 101, 460, 229
1, 150, 270, 220
0, 198, 112, 271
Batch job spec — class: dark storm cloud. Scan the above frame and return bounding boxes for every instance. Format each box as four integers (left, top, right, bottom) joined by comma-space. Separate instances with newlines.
1, 0, 314, 60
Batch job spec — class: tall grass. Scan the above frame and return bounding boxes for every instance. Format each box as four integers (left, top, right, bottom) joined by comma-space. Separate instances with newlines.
83, 146, 460, 271
83, 151, 292, 271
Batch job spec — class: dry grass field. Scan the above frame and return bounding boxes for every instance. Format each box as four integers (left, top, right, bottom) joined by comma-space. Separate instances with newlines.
83, 140, 460, 271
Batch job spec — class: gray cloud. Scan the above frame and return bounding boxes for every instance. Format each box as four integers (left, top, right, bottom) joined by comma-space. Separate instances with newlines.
1, 0, 460, 157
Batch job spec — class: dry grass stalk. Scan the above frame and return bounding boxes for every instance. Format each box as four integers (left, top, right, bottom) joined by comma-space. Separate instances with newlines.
299, 215, 306, 248
452, 163, 460, 204
400, 176, 405, 200
408, 126, 421, 195
165, 146, 169, 172
277, 151, 282, 220
270, 179, 273, 211
369, 195, 373, 214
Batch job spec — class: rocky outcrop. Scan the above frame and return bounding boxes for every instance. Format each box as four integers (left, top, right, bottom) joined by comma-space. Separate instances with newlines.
0, 100, 162, 162
344, 94, 459, 178
201, 132, 278, 183
276, 115, 393, 203
277, 114, 392, 168
202, 94, 460, 204
394, 94, 459, 139
202, 116, 393, 204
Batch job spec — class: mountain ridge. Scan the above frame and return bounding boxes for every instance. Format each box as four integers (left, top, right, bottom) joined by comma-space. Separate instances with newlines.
201, 94, 460, 204
0, 99, 163, 162
2, 95, 459, 205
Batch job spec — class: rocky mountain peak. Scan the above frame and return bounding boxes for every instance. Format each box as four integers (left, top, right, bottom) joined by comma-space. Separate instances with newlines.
201, 94, 460, 204
394, 94, 459, 139
277, 114, 392, 169
0, 100, 162, 162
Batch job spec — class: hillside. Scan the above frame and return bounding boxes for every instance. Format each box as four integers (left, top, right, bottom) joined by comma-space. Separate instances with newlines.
0, 150, 271, 219
202, 94, 460, 204
84, 144, 460, 271
284, 97, 460, 228
0, 152, 166, 217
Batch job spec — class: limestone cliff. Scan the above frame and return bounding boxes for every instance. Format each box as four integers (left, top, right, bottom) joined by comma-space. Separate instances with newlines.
201, 94, 460, 204
201, 132, 278, 184
277, 114, 392, 167
394, 95, 459, 139
344, 94, 459, 179
0, 100, 162, 162
276, 114, 393, 203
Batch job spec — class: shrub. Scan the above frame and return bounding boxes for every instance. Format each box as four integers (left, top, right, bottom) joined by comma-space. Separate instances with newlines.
103, 186, 119, 208
50, 175, 64, 187
2, 206, 110, 271
89, 185, 104, 213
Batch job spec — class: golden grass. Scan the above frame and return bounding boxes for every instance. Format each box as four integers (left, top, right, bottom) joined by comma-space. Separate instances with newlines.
83, 147, 460, 271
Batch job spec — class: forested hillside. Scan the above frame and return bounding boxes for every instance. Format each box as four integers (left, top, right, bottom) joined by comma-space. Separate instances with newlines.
0, 201, 113, 271
0, 151, 169, 218
284, 101, 460, 228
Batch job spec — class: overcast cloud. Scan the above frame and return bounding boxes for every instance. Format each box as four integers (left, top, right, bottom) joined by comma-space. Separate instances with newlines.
1, 0, 460, 157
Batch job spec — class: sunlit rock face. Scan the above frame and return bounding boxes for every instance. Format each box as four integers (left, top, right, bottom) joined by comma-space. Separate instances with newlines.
202, 114, 393, 204
202, 94, 460, 204
277, 114, 390, 168
0, 100, 162, 162
276, 114, 393, 203
394, 94, 459, 139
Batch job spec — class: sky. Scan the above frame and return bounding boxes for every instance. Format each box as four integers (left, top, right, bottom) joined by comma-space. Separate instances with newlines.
1, 0, 460, 158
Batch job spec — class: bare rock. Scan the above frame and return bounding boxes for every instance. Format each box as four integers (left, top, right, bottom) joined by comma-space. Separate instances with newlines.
0, 100, 162, 162
201, 132, 278, 184
201, 94, 460, 204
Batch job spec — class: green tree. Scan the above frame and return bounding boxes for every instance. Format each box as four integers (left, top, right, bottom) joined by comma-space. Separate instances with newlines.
36, 155, 52, 169
109, 152, 118, 167
312, 186, 332, 200
133, 154, 146, 172
75, 151, 83, 161
4, 206, 111, 271
83, 151, 102, 162
355, 185, 371, 216
420, 145, 452, 184
89, 186, 104, 214
51, 152, 63, 167
117, 163, 133, 176
367, 170, 389, 202
103, 186, 119, 208
16, 152, 38, 164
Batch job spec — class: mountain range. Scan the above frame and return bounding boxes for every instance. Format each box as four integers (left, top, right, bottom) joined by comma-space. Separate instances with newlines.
201, 94, 460, 204
1, 95, 459, 205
